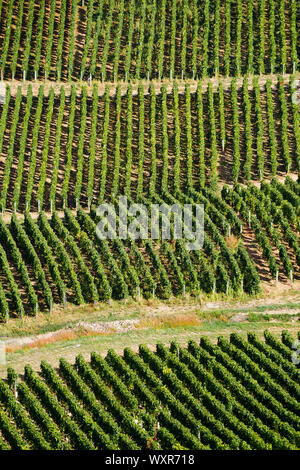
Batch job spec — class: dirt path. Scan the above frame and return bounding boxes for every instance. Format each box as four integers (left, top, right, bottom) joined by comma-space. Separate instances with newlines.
0, 206, 87, 224
0, 282, 298, 377
1, 281, 299, 348
1, 72, 299, 97
2, 318, 141, 351
0, 320, 298, 379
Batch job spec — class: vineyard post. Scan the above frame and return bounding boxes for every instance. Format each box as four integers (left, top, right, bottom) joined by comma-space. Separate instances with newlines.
170, 70, 172, 80
50, 200, 53, 213
240, 224, 243, 235
290, 270, 293, 286
147, 71, 150, 81
226, 280, 229, 295
5, 309, 8, 323
34, 70, 37, 81
228, 224, 231, 236
152, 287, 155, 299
213, 281, 216, 297
76, 198, 78, 210
248, 210, 251, 226
241, 279, 243, 291
23, 70, 26, 82
193, 70, 195, 80
222, 139, 225, 151
276, 270, 279, 286
183, 283, 186, 298
181, 70, 184, 80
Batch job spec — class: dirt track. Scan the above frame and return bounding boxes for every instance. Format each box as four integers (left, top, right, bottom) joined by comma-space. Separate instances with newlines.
2, 72, 299, 97
1, 281, 299, 351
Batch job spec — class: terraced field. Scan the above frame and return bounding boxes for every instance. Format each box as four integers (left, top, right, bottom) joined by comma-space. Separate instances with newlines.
0, 175, 298, 319
0, 76, 299, 212
0, 0, 298, 81
0, 330, 299, 450
0, 3, 298, 323
0, 0, 300, 454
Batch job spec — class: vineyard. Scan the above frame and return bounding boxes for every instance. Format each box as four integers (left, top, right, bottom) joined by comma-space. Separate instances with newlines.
0, 82, 298, 317
0, 331, 299, 450
0, 77, 299, 212
0, 73, 299, 318
0, 173, 297, 319
0, 0, 298, 81
0, 6, 298, 308
0, 0, 299, 454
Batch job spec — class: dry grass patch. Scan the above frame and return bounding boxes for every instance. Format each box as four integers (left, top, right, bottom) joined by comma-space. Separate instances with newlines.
139, 313, 201, 330
5, 328, 105, 353
225, 234, 240, 251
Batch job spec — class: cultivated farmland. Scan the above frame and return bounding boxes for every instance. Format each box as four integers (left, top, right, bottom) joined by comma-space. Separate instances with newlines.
0, 0, 299, 452
0, 331, 299, 450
